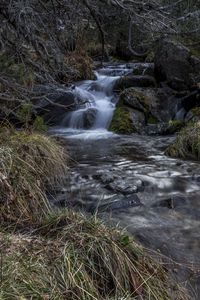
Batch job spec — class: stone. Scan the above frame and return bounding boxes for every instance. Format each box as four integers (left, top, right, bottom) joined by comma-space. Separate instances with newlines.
128, 108, 146, 133
105, 178, 144, 194
114, 75, 156, 91
152, 195, 188, 209
96, 194, 142, 212
99, 173, 115, 184
82, 108, 97, 129
34, 85, 77, 125
154, 38, 200, 90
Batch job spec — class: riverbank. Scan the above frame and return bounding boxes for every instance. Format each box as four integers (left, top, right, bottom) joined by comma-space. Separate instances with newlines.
0, 127, 190, 300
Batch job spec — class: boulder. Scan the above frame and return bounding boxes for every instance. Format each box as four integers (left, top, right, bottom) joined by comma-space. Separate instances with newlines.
109, 85, 184, 135
154, 38, 200, 90
33, 85, 77, 125
120, 87, 177, 123
82, 108, 97, 129
114, 75, 156, 91
128, 108, 146, 133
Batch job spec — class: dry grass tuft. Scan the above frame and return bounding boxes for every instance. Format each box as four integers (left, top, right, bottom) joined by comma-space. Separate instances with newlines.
66, 51, 94, 81
0, 128, 68, 223
0, 210, 188, 300
166, 121, 200, 160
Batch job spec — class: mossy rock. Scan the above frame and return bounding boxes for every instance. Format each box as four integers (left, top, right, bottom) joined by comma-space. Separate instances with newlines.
120, 88, 158, 125
120, 88, 150, 110
109, 106, 136, 134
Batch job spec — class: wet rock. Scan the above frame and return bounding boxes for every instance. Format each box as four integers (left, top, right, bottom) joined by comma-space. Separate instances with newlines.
99, 173, 115, 184
129, 108, 146, 133
114, 75, 156, 91
120, 87, 177, 124
34, 85, 77, 125
91, 194, 142, 213
106, 178, 143, 194
83, 108, 97, 129
121, 88, 146, 111
154, 38, 200, 90
152, 195, 188, 209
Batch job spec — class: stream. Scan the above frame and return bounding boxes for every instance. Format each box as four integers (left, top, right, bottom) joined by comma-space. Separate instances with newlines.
51, 64, 200, 298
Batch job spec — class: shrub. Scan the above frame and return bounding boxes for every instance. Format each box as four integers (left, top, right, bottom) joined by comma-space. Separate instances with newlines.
16, 102, 33, 128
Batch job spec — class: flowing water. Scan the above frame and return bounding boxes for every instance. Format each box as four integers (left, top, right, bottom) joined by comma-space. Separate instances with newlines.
51, 64, 200, 298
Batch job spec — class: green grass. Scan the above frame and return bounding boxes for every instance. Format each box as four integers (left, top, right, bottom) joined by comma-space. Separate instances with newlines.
166, 121, 200, 160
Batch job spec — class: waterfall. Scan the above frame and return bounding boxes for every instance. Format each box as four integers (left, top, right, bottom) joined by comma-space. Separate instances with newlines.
61, 65, 131, 131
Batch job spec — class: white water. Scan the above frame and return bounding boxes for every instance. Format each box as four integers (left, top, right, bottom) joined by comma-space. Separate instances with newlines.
59, 65, 132, 138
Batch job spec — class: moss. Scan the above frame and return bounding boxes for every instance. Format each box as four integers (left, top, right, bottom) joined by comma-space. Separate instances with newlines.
109, 106, 136, 134
147, 114, 158, 124
166, 121, 200, 160
117, 88, 158, 127
168, 120, 186, 133
190, 47, 200, 58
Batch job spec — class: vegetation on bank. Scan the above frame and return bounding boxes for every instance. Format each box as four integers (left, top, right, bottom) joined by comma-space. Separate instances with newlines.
0, 210, 187, 300
0, 126, 188, 299
0, 126, 67, 223
166, 121, 200, 160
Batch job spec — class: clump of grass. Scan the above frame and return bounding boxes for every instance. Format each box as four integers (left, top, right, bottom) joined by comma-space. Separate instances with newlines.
0, 128, 67, 223
0, 210, 188, 300
167, 120, 186, 134
166, 121, 200, 160
66, 50, 94, 80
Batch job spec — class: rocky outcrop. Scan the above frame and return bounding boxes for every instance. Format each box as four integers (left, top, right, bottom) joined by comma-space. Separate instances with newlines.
154, 38, 200, 91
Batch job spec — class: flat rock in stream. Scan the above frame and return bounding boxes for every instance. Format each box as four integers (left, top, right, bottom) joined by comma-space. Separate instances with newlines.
89, 194, 142, 213
106, 178, 144, 194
